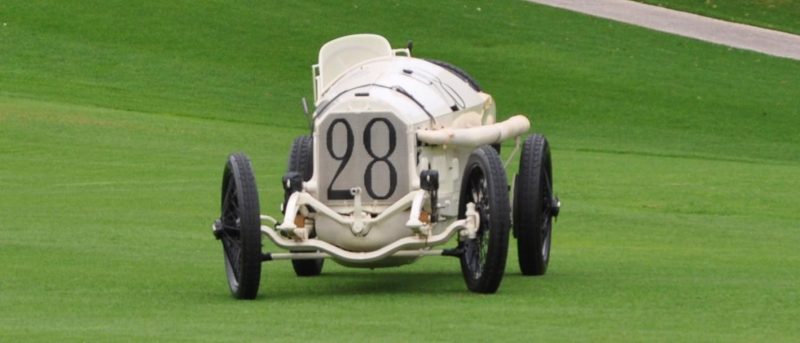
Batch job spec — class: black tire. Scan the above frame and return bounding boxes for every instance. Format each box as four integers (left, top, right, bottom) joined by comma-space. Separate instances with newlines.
288, 136, 313, 182
219, 153, 262, 299
287, 136, 324, 277
458, 145, 511, 293
514, 135, 556, 276
427, 59, 482, 92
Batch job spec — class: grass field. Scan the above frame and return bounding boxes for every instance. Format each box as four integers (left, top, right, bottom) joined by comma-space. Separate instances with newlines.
2, 0, 799, 341
636, 0, 800, 34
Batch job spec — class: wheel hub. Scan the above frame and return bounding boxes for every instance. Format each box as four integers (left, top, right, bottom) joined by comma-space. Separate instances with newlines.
548, 196, 560, 218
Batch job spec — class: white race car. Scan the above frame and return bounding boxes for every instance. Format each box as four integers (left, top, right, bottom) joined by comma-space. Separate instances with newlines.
213, 34, 560, 298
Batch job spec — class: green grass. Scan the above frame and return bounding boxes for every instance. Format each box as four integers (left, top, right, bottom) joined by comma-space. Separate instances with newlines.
636, 0, 800, 35
2, 0, 799, 341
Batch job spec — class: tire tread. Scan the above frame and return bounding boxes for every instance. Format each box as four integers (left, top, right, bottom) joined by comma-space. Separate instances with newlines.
515, 135, 552, 276
287, 136, 324, 276
222, 153, 262, 299
459, 145, 510, 293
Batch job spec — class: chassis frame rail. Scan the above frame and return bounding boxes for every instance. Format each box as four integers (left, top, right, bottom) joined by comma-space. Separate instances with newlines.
258, 202, 476, 263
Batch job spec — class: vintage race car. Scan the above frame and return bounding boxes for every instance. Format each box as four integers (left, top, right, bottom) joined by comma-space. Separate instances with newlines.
213, 34, 560, 298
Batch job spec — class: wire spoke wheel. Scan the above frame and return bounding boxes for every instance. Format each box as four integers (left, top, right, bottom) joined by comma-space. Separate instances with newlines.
458, 146, 511, 294
514, 134, 558, 276
463, 173, 489, 278
218, 153, 262, 299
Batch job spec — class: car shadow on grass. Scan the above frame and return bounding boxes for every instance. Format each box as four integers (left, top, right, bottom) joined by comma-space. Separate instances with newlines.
263, 270, 469, 298
258, 269, 562, 300
203, 269, 564, 301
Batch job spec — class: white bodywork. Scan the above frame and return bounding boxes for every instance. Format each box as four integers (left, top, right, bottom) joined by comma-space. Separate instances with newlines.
260, 34, 531, 267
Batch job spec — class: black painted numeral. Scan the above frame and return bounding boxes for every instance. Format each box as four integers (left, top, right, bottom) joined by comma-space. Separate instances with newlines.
325, 118, 398, 200
326, 119, 354, 200
363, 118, 397, 200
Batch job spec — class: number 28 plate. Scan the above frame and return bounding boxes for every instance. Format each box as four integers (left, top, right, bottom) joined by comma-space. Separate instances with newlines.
317, 112, 409, 204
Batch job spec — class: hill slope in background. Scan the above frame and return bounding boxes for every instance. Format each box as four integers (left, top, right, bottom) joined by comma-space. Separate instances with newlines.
3, 1, 799, 162
637, 0, 800, 35
1, 1, 798, 341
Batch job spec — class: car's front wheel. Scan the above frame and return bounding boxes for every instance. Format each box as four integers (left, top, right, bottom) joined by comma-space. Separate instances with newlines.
216, 153, 262, 299
458, 145, 511, 294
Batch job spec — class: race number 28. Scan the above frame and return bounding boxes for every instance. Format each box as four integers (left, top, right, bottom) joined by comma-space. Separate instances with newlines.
326, 118, 398, 200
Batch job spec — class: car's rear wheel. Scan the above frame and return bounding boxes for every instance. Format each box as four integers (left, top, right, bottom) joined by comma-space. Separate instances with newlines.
217, 153, 262, 299
458, 146, 511, 294
287, 136, 324, 277
514, 135, 558, 275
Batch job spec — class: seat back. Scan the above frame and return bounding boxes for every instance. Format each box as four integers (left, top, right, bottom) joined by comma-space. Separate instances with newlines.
314, 34, 393, 100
